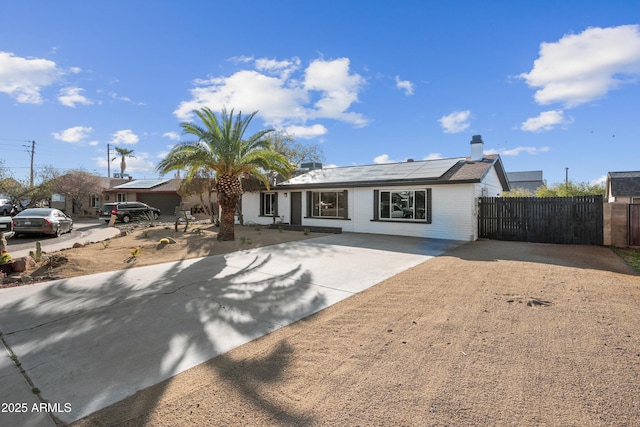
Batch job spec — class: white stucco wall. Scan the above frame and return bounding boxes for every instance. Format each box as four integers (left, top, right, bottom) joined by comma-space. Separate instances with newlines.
242, 182, 490, 241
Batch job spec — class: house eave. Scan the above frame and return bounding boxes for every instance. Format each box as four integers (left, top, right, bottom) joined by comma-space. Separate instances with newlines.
273, 177, 484, 190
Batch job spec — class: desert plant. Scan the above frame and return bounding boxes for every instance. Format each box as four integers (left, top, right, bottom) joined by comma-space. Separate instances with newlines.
101, 240, 111, 249
0, 253, 12, 264
29, 242, 42, 262
130, 246, 141, 258
240, 236, 252, 244
159, 238, 170, 245
303, 228, 310, 235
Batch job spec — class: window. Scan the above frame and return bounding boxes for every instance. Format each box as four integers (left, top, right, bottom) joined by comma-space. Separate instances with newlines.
632, 197, 640, 205
261, 192, 277, 216
91, 195, 100, 208
116, 193, 127, 203
307, 191, 348, 218
375, 189, 431, 223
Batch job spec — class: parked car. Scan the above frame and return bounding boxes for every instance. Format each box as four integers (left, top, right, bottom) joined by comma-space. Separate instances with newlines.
0, 215, 15, 239
0, 199, 15, 216
13, 208, 73, 237
99, 202, 161, 223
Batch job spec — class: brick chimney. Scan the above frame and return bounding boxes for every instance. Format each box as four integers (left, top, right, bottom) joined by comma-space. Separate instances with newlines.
470, 135, 484, 162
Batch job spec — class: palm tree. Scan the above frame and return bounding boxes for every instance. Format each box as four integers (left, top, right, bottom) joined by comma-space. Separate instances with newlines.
156, 107, 293, 241
113, 147, 135, 178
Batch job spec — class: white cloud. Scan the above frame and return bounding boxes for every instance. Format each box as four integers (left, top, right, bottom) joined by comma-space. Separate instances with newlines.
520, 110, 572, 132
58, 87, 92, 107
52, 126, 93, 143
591, 175, 607, 186
439, 110, 471, 133
423, 153, 444, 160
395, 76, 414, 95
520, 25, 640, 107
110, 129, 139, 145
485, 146, 550, 156
284, 124, 327, 139
0, 51, 63, 103
373, 154, 397, 164
255, 57, 301, 79
174, 56, 368, 130
163, 131, 181, 141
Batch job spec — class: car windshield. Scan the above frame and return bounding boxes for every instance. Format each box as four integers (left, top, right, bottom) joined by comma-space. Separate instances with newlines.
16, 209, 53, 217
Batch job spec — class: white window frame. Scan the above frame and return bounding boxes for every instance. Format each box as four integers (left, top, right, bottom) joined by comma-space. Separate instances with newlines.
116, 193, 127, 203
90, 195, 100, 208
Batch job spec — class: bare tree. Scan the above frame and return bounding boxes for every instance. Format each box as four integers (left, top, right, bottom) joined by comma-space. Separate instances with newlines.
51, 170, 104, 214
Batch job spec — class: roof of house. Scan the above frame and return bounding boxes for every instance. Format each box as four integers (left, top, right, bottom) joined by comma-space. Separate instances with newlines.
105, 178, 180, 193
506, 170, 544, 192
277, 155, 510, 191
506, 171, 543, 182
608, 171, 640, 196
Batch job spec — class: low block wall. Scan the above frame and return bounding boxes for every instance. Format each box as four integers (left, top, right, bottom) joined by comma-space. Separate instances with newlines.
603, 203, 628, 247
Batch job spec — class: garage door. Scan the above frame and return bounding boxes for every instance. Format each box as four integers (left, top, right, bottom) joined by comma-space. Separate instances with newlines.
138, 194, 181, 218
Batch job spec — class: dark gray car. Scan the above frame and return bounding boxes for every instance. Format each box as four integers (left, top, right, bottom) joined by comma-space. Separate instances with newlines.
99, 202, 161, 223
13, 208, 73, 237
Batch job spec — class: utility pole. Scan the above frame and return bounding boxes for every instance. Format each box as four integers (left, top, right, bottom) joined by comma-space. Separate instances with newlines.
565, 167, 569, 190
107, 144, 111, 178
24, 140, 35, 187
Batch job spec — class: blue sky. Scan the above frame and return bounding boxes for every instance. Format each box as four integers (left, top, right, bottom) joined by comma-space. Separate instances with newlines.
1, 1, 639, 187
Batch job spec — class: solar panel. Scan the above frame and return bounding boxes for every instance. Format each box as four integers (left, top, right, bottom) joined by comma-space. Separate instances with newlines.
114, 179, 170, 189
281, 158, 464, 186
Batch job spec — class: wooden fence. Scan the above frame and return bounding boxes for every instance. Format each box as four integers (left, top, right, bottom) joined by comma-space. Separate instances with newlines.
630, 204, 640, 246
478, 196, 603, 245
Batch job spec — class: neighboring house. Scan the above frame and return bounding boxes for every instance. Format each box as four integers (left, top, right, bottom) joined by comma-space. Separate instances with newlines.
52, 177, 129, 216
103, 178, 184, 217
241, 135, 510, 241
606, 171, 640, 204
506, 170, 545, 193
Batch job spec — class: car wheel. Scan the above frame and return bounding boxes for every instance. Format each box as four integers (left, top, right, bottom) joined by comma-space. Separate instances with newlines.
122, 214, 131, 223
52, 226, 62, 238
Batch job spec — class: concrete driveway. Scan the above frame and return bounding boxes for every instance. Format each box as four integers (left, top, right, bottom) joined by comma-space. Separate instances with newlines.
0, 233, 463, 426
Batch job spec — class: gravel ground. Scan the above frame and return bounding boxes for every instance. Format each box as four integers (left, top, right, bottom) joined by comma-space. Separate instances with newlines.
73, 240, 640, 427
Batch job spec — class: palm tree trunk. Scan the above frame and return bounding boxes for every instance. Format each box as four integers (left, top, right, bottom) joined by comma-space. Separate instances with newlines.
215, 174, 243, 241
218, 197, 238, 241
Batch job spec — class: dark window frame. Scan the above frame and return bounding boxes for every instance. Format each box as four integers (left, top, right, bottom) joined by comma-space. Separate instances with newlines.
306, 190, 349, 219
373, 188, 432, 224
260, 192, 278, 216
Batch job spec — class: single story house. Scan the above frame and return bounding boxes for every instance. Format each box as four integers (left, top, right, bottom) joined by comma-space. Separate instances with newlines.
241, 135, 510, 241
606, 171, 640, 204
103, 178, 184, 217
506, 170, 544, 193
52, 177, 129, 216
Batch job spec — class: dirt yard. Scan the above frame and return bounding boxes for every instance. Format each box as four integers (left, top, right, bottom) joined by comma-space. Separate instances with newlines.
70, 238, 640, 427
7, 224, 323, 284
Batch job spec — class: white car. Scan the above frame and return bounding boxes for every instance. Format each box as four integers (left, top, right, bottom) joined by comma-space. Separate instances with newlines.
0, 199, 14, 216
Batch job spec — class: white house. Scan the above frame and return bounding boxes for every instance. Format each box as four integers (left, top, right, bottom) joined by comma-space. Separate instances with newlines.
241, 135, 510, 241
606, 171, 640, 204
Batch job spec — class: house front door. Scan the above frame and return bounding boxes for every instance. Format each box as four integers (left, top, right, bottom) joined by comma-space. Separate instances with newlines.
290, 192, 302, 225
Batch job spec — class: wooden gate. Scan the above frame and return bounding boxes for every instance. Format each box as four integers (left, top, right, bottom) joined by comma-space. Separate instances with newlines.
630, 204, 640, 246
478, 196, 603, 245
